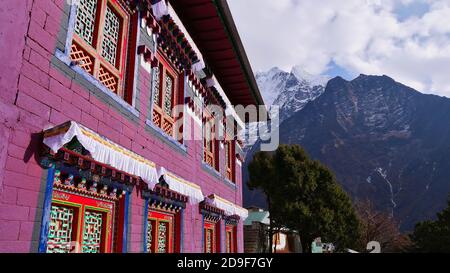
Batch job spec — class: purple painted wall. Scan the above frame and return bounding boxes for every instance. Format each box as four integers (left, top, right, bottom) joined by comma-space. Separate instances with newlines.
0, 0, 244, 253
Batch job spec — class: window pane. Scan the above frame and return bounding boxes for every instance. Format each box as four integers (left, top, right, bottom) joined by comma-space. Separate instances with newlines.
47, 205, 74, 253
152, 66, 161, 106
164, 75, 173, 116
226, 231, 232, 253
157, 222, 168, 253
82, 210, 103, 253
102, 6, 121, 66
225, 142, 229, 167
74, 0, 98, 46
147, 220, 154, 253
205, 229, 212, 253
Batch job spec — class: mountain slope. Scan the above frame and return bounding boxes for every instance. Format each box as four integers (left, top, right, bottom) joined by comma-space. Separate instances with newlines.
245, 74, 450, 231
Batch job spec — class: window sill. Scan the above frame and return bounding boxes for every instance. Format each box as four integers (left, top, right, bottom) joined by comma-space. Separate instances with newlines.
201, 162, 222, 180
55, 50, 140, 119
223, 178, 237, 189
145, 119, 188, 155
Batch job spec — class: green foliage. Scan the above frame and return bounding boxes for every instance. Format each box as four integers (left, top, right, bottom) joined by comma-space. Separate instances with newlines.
248, 144, 361, 252
411, 199, 450, 252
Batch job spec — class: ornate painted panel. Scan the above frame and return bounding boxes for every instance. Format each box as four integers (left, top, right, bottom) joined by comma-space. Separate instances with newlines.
82, 210, 104, 253
46, 205, 75, 253
46, 170, 118, 253
157, 222, 168, 253
205, 229, 213, 253
147, 210, 175, 253
204, 221, 217, 253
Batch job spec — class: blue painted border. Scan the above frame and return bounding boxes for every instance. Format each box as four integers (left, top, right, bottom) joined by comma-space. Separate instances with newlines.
179, 209, 184, 253
38, 166, 56, 253
122, 191, 130, 253
143, 198, 149, 253
201, 214, 205, 253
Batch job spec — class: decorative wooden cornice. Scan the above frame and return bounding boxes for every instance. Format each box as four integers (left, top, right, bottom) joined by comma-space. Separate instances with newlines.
52, 170, 124, 201
137, 45, 159, 67
224, 214, 240, 225
199, 200, 224, 222
154, 184, 188, 203
40, 146, 140, 187
142, 184, 188, 211
155, 15, 199, 72
142, 9, 160, 33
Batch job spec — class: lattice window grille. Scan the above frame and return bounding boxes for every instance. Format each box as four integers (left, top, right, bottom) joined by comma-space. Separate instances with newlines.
47, 205, 74, 253
152, 66, 161, 106
101, 6, 120, 66
226, 232, 231, 253
163, 75, 173, 116
82, 211, 103, 253
205, 229, 212, 253
98, 65, 118, 92
70, 43, 95, 74
152, 111, 162, 127
157, 222, 167, 253
74, 0, 98, 46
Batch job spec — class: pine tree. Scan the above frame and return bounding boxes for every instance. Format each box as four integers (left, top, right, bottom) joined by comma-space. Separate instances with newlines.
248, 144, 361, 252
411, 198, 450, 252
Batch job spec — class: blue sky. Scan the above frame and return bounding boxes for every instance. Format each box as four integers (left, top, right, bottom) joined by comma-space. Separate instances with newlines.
394, 1, 430, 21
228, 0, 450, 97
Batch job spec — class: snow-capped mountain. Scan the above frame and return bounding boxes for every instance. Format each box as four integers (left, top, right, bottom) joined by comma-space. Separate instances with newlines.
255, 66, 328, 122
244, 67, 328, 148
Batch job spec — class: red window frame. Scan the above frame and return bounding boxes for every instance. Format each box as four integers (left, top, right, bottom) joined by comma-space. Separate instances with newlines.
46, 189, 119, 253
225, 139, 235, 182
203, 119, 219, 171
151, 52, 184, 141
146, 210, 176, 253
203, 220, 221, 253
225, 224, 237, 253
70, 0, 137, 102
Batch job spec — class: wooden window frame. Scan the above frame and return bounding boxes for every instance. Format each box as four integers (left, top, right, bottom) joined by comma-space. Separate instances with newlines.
225, 224, 237, 253
70, 0, 134, 100
147, 209, 176, 253
151, 51, 183, 141
47, 189, 117, 253
225, 139, 235, 182
203, 119, 219, 171
203, 220, 220, 253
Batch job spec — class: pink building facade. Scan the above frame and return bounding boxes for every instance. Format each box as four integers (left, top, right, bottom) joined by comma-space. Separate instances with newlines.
0, 0, 264, 253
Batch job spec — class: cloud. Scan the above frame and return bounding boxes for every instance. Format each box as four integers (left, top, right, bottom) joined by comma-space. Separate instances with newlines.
228, 0, 450, 97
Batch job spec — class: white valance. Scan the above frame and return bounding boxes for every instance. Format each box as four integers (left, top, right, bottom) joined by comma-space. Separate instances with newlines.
43, 121, 159, 188
158, 167, 204, 204
192, 60, 205, 73
207, 194, 248, 220
152, 0, 169, 20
